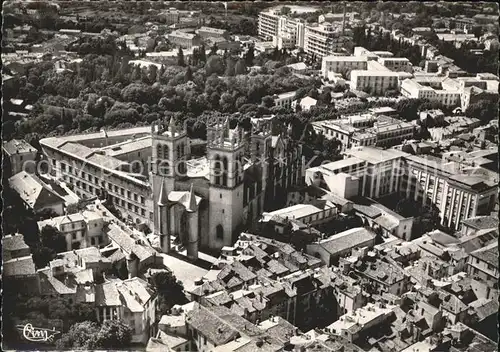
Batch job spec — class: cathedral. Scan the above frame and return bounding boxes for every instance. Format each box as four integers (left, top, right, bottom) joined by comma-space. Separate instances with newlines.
150, 115, 303, 259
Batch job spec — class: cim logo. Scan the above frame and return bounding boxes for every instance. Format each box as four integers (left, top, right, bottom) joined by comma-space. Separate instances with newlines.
16, 323, 61, 343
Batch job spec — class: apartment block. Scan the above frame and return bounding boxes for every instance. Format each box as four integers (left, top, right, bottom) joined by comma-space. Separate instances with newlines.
467, 243, 498, 288
402, 154, 497, 230
321, 55, 367, 78
350, 70, 399, 95
401, 79, 462, 108
305, 23, 351, 59
312, 114, 417, 151
378, 57, 413, 73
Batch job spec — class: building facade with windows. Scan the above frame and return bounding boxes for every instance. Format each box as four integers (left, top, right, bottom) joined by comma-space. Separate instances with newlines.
350, 70, 400, 95
306, 147, 497, 231
38, 211, 107, 251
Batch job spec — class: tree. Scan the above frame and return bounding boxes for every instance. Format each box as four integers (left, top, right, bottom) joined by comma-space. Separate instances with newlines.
280, 6, 291, 15
318, 89, 332, 106
56, 320, 132, 350
177, 47, 185, 67
308, 88, 319, 100
205, 55, 225, 76
261, 95, 275, 108
225, 57, 236, 77
150, 271, 187, 314
31, 244, 56, 269
199, 44, 207, 63
234, 59, 247, 75
465, 98, 498, 125
185, 66, 194, 82
244, 45, 255, 66
94, 320, 132, 349
219, 92, 235, 112
40, 225, 67, 253
210, 43, 218, 56
56, 321, 100, 349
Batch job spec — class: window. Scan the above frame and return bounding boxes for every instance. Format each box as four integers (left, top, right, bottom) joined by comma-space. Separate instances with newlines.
216, 225, 224, 240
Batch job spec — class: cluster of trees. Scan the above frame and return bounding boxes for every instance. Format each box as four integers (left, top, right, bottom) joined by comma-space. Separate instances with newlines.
150, 271, 188, 315
4, 45, 322, 142
2, 291, 98, 348
56, 320, 132, 349
67, 36, 134, 56
465, 97, 499, 125
353, 25, 423, 65
429, 38, 499, 75
395, 198, 449, 236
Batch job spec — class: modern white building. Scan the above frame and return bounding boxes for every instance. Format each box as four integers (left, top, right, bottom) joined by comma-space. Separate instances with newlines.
272, 91, 296, 109
304, 23, 351, 59
258, 10, 351, 58
321, 55, 367, 78
292, 96, 318, 111
350, 70, 400, 95
378, 57, 413, 73
400, 78, 461, 108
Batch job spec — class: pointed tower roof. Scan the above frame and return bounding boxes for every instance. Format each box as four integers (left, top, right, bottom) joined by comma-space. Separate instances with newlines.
158, 178, 168, 207
169, 117, 176, 134
185, 183, 197, 213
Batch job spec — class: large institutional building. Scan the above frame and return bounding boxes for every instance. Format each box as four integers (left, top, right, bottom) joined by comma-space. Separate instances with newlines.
306, 147, 497, 231
40, 117, 302, 256
258, 8, 352, 58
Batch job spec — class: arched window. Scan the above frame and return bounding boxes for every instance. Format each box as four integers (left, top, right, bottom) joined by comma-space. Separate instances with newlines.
156, 145, 163, 159
214, 155, 221, 185
163, 145, 169, 160
181, 143, 185, 156
222, 157, 228, 187
177, 145, 181, 159
216, 225, 224, 240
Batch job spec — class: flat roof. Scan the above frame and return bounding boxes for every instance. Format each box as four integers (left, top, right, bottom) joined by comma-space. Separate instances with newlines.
344, 147, 408, 164
323, 55, 367, 62
3, 139, 37, 156
351, 70, 399, 77
320, 157, 366, 172
101, 136, 152, 156
263, 204, 327, 221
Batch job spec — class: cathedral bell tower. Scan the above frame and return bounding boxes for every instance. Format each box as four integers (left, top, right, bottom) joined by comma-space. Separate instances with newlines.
250, 116, 273, 218
151, 118, 190, 239
207, 117, 245, 249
